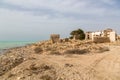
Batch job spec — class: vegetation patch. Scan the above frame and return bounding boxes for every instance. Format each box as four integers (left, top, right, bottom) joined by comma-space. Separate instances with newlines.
40, 75, 53, 80
64, 49, 88, 55
28, 63, 54, 75
34, 47, 43, 54
0, 55, 24, 76
7, 73, 15, 78
49, 51, 61, 55
70, 29, 85, 40
65, 63, 73, 67
97, 47, 110, 53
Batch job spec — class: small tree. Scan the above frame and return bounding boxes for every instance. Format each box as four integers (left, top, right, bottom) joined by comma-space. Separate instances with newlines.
70, 29, 85, 40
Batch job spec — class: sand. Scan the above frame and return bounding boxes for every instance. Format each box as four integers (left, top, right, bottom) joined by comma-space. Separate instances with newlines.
0, 40, 120, 80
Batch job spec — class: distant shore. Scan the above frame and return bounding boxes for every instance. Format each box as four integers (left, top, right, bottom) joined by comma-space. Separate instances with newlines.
0, 41, 35, 52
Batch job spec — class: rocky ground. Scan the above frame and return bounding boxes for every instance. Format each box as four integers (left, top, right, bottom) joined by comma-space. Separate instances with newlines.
0, 40, 120, 80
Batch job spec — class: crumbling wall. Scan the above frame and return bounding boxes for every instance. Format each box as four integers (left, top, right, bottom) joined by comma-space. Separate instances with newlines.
93, 37, 110, 43
85, 32, 92, 40
50, 34, 60, 43
109, 31, 116, 42
117, 35, 120, 41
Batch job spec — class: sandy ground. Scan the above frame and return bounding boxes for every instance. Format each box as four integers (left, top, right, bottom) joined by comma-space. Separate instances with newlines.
0, 45, 120, 80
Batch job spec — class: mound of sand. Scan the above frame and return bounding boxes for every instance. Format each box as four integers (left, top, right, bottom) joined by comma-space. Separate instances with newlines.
0, 40, 120, 80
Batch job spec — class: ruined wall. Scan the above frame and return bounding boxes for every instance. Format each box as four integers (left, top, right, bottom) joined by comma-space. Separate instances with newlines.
85, 32, 92, 40
109, 31, 116, 42
50, 34, 60, 43
93, 37, 110, 43
117, 35, 120, 41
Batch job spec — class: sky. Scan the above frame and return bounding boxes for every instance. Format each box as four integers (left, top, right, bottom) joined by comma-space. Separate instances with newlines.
0, 0, 120, 41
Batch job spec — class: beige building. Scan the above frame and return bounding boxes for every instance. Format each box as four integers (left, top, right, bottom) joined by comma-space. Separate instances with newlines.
85, 28, 117, 43
109, 31, 116, 42
85, 32, 92, 40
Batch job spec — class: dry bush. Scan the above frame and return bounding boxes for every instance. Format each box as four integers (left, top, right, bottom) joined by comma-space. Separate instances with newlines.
28, 63, 53, 75
40, 75, 53, 80
45, 47, 52, 51
28, 63, 57, 80
89, 46, 110, 53
65, 63, 73, 67
7, 73, 15, 78
40, 64, 53, 70
49, 51, 61, 55
34, 47, 43, 54
64, 49, 88, 55
98, 47, 110, 53
0, 55, 24, 76
64, 38, 69, 42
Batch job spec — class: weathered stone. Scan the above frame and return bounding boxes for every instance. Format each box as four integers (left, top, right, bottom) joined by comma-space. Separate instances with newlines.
50, 34, 60, 43
93, 37, 110, 43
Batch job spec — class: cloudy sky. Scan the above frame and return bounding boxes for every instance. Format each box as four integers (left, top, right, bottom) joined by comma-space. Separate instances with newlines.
0, 0, 120, 41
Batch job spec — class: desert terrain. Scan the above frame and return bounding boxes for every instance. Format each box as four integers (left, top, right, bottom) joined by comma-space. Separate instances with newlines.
0, 40, 120, 80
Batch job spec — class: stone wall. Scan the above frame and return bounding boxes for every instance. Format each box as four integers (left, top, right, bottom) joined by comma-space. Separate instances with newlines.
85, 32, 92, 40
50, 34, 60, 43
93, 37, 110, 43
109, 31, 116, 42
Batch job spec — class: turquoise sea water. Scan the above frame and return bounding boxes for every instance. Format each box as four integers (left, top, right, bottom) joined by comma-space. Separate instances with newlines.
0, 41, 35, 49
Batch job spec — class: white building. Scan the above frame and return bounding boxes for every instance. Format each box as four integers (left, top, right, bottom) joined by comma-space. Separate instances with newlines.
85, 28, 117, 42
91, 31, 104, 41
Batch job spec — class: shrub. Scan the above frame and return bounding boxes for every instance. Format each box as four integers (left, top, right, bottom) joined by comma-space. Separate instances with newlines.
28, 63, 53, 75
98, 47, 110, 53
45, 47, 52, 51
90, 46, 110, 53
64, 49, 88, 55
70, 29, 85, 40
40, 75, 53, 80
40, 64, 52, 70
34, 47, 43, 54
49, 51, 61, 55
64, 38, 69, 42
7, 73, 15, 78
65, 63, 73, 67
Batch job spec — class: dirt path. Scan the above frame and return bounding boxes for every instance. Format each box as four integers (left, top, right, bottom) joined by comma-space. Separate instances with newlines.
82, 46, 120, 80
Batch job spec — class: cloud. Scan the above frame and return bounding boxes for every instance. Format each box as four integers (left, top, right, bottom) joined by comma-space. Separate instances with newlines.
0, 0, 120, 40
101, 0, 116, 5
0, 1, 118, 14
0, 0, 120, 23
0, 0, 119, 18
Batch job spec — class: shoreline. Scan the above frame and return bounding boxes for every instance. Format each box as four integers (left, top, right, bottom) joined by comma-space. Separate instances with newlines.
0, 41, 36, 55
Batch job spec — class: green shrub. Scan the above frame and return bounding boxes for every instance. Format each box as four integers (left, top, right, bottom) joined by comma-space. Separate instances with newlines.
70, 29, 85, 40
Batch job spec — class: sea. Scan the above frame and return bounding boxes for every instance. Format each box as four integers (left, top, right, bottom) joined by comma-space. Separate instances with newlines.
0, 41, 35, 53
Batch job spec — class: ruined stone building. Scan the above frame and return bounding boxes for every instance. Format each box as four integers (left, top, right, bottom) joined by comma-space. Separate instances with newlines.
85, 32, 92, 40
117, 35, 120, 41
50, 34, 60, 43
85, 28, 117, 43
